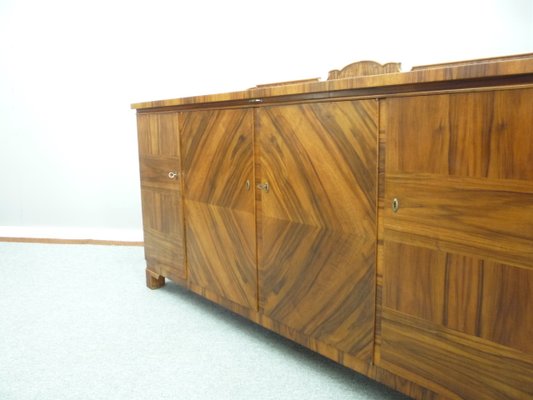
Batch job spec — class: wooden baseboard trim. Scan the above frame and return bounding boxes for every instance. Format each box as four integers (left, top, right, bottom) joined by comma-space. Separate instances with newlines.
0, 237, 144, 246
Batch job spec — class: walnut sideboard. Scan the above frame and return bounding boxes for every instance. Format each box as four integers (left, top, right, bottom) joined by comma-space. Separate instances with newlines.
132, 54, 533, 400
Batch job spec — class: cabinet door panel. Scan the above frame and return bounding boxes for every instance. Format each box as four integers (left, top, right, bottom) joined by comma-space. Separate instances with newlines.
380, 89, 533, 399
257, 101, 377, 360
137, 112, 185, 281
181, 109, 256, 310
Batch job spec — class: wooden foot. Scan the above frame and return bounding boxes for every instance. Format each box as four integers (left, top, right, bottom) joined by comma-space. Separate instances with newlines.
146, 268, 165, 289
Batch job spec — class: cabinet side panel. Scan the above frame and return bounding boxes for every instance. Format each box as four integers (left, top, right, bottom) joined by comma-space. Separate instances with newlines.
137, 112, 186, 280
137, 112, 181, 158
141, 189, 186, 280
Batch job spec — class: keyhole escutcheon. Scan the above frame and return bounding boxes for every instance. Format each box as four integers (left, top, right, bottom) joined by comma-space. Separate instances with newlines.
392, 198, 400, 213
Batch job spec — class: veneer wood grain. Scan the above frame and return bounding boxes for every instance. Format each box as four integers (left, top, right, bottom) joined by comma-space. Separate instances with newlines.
180, 109, 257, 310
384, 174, 533, 269
381, 308, 533, 400
134, 54, 533, 400
137, 112, 186, 280
256, 101, 377, 361
379, 85, 533, 399
385, 89, 533, 180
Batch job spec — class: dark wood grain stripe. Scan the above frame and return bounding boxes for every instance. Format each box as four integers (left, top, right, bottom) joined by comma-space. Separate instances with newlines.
186, 201, 256, 309
181, 108, 256, 310
257, 101, 378, 360
381, 308, 533, 400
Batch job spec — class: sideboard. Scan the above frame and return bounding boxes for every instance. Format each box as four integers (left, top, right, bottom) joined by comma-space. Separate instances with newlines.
131, 54, 533, 400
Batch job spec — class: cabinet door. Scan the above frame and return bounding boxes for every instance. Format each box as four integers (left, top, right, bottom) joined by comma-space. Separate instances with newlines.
181, 109, 256, 310
379, 89, 533, 399
137, 112, 186, 281
256, 101, 377, 361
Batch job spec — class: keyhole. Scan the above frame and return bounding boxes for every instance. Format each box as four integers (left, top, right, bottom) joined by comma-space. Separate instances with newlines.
392, 198, 400, 213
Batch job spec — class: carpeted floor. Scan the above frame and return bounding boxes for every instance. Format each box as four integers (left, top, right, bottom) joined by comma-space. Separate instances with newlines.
0, 242, 409, 400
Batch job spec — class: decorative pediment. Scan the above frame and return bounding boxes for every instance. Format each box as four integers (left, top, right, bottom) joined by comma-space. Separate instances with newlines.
328, 61, 401, 80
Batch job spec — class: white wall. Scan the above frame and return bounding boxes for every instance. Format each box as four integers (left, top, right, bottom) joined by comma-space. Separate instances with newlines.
0, 0, 531, 241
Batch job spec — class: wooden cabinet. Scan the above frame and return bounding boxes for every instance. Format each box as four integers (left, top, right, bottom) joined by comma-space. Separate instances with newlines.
133, 55, 533, 400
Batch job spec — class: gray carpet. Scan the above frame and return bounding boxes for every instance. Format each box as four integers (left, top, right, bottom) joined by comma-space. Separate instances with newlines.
0, 242, 409, 400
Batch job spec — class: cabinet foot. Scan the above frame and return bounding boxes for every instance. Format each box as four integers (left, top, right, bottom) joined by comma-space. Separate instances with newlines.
146, 268, 165, 289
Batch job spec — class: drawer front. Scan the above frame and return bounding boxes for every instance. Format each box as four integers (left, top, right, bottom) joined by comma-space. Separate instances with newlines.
140, 156, 181, 192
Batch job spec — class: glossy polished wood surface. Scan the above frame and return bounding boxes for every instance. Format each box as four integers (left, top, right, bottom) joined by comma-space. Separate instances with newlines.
379, 88, 533, 399
256, 101, 377, 360
137, 112, 186, 282
180, 109, 257, 310
131, 54, 533, 110
134, 54, 533, 400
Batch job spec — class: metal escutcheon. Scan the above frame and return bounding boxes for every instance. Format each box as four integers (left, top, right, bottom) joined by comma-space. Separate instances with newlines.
168, 171, 178, 180
257, 182, 269, 193
392, 198, 399, 213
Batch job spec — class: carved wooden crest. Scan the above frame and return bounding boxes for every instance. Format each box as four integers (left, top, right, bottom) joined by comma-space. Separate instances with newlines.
328, 61, 401, 80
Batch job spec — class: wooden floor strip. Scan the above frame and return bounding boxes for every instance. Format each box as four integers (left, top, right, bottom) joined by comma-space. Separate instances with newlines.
0, 237, 144, 246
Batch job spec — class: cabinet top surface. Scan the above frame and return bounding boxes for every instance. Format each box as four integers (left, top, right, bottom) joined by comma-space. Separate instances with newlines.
131, 53, 533, 110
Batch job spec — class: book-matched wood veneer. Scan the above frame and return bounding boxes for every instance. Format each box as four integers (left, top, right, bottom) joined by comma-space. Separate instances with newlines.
133, 54, 533, 400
